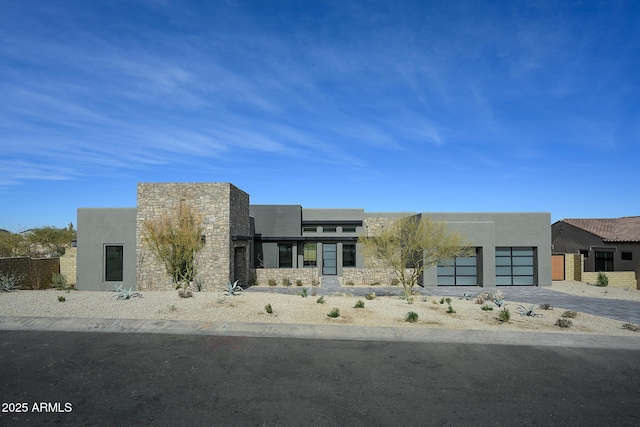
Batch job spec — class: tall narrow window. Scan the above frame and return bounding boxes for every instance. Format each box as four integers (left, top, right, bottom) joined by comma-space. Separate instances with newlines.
343, 244, 356, 267
105, 245, 124, 281
278, 244, 293, 268
303, 243, 317, 267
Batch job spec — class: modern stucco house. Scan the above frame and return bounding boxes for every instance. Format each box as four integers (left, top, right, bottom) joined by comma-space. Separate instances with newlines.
77, 182, 552, 291
552, 217, 640, 288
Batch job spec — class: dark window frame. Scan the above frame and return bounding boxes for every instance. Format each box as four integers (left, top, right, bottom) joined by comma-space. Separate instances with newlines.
621, 251, 632, 261
595, 251, 614, 272
342, 243, 356, 267
303, 243, 317, 267
105, 245, 124, 282
278, 243, 293, 268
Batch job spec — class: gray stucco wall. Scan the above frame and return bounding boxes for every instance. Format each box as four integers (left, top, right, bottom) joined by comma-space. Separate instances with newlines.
77, 208, 137, 291
425, 213, 552, 287
250, 205, 302, 237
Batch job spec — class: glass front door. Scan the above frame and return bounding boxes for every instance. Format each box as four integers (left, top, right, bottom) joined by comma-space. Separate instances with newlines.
322, 243, 337, 275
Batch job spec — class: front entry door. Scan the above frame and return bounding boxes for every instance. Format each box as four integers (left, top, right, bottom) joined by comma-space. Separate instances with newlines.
322, 243, 337, 275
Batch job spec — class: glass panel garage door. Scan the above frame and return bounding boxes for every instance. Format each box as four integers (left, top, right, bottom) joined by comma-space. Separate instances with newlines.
437, 254, 478, 286
496, 247, 535, 286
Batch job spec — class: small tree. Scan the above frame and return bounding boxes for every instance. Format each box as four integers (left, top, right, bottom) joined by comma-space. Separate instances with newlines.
359, 216, 472, 297
27, 223, 76, 256
142, 203, 205, 293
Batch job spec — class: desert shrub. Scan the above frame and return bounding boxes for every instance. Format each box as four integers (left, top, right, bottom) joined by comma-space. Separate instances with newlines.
390, 278, 400, 287
268, 279, 277, 287
295, 279, 303, 287
405, 311, 419, 323
596, 271, 609, 287
481, 304, 493, 311
538, 304, 552, 310
297, 287, 308, 298
555, 318, 572, 328
354, 300, 365, 308
432, 299, 438, 305
57, 296, 65, 302
475, 296, 486, 304
421, 296, 429, 302
346, 280, 355, 286
168, 304, 177, 312
498, 307, 510, 322
447, 305, 456, 314
178, 290, 193, 298
365, 292, 376, 300
370, 282, 381, 286
52, 273, 68, 290
282, 277, 291, 287
439, 297, 445, 304
622, 323, 640, 332
445, 297, 452, 305
407, 297, 414, 304
194, 278, 206, 291
561, 310, 578, 318
327, 307, 340, 318
265, 303, 273, 314
316, 296, 325, 304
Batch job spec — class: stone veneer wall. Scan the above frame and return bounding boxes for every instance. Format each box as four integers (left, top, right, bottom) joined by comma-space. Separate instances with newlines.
136, 182, 250, 291
251, 268, 319, 287
343, 268, 416, 286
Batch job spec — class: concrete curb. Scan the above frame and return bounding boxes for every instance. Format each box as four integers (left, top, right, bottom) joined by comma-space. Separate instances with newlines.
2, 316, 639, 350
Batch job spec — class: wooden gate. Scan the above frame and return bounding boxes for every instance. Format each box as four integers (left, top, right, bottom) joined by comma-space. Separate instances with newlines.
552, 254, 565, 281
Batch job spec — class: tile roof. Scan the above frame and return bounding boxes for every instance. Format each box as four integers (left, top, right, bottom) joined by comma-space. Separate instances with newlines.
562, 216, 640, 243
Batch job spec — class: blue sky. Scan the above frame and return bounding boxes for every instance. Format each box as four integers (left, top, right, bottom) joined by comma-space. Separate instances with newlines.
1, 0, 639, 231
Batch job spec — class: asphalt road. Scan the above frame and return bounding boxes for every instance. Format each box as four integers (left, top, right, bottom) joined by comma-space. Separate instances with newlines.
0, 331, 638, 426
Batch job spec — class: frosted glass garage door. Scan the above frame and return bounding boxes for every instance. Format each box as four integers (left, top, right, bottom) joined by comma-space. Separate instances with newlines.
495, 247, 535, 286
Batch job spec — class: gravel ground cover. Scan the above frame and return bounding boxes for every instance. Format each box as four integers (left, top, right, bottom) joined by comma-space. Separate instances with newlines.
1, 281, 639, 336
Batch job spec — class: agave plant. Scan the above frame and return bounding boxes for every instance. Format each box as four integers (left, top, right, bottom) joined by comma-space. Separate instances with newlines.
223, 280, 243, 296
459, 292, 472, 300
492, 295, 506, 307
111, 284, 144, 300
516, 305, 542, 317
0, 271, 25, 292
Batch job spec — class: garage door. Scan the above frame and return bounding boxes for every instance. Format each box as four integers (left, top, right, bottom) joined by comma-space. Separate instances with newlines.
496, 247, 535, 286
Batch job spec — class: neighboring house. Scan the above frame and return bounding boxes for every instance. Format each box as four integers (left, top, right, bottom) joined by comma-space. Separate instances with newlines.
552, 217, 640, 286
77, 182, 552, 291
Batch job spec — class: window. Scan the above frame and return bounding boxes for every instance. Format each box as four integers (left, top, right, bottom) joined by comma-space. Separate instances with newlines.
322, 226, 336, 233
496, 247, 535, 286
105, 245, 124, 281
621, 252, 632, 261
278, 244, 293, 268
579, 250, 589, 258
343, 244, 356, 267
342, 226, 357, 233
303, 226, 317, 233
438, 253, 477, 286
303, 243, 317, 267
595, 251, 613, 271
